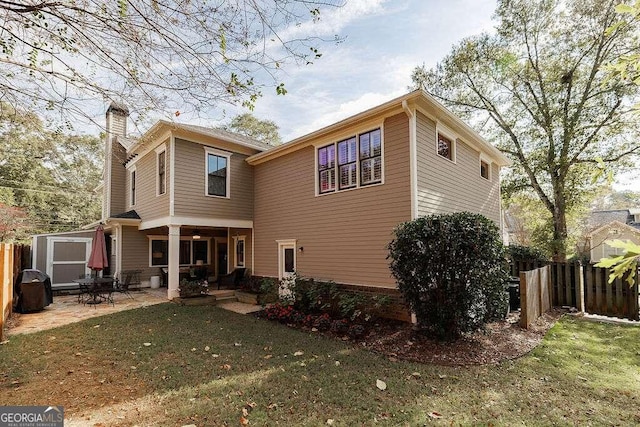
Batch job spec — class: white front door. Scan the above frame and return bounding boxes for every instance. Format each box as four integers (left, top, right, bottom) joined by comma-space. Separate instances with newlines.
277, 240, 296, 297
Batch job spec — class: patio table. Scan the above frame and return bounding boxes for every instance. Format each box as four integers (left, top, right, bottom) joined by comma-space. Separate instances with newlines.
73, 277, 115, 305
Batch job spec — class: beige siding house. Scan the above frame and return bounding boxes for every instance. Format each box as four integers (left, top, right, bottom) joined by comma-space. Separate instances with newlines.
33, 90, 509, 316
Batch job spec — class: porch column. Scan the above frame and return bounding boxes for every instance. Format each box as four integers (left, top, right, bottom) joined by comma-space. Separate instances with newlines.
167, 225, 180, 299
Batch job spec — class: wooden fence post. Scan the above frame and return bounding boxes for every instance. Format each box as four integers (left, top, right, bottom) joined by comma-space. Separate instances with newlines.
578, 263, 585, 313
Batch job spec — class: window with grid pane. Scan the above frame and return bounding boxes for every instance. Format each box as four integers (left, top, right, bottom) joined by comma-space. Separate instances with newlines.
207, 153, 227, 197
359, 129, 382, 185
437, 133, 453, 160
317, 144, 335, 194
338, 137, 357, 190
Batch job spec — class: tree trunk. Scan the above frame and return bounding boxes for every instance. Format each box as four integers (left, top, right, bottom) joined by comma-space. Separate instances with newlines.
552, 188, 568, 262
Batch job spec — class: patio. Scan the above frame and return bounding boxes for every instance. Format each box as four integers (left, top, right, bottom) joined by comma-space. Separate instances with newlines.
5, 289, 167, 337
4, 288, 262, 337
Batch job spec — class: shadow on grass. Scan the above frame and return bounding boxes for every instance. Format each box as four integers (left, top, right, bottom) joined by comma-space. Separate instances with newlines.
1, 304, 639, 426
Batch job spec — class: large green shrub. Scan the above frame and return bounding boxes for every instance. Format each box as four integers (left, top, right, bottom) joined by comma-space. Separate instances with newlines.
387, 212, 509, 340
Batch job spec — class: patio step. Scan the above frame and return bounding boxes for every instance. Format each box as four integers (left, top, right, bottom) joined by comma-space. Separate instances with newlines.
211, 290, 235, 299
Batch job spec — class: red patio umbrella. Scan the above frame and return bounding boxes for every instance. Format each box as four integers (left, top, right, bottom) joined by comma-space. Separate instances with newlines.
88, 224, 109, 273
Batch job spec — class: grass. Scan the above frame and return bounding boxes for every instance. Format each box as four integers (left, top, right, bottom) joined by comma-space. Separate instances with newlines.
1, 303, 639, 426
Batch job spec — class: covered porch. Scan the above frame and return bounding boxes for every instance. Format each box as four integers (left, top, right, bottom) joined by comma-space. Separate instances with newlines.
112, 221, 252, 299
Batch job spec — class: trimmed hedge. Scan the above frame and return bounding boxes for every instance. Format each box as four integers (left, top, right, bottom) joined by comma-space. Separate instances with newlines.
387, 212, 509, 340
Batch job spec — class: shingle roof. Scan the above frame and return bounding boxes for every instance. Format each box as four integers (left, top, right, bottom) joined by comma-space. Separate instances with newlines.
110, 210, 141, 220
173, 123, 273, 151
588, 210, 633, 229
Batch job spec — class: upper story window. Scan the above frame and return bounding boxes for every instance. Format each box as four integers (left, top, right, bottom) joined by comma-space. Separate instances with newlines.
205, 147, 230, 198
157, 149, 166, 195
480, 159, 490, 180
338, 137, 357, 190
318, 144, 336, 194
359, 129, 382, 185
317, 128, 382, 195
130, 169, 136, 205
437, 133, 454, 161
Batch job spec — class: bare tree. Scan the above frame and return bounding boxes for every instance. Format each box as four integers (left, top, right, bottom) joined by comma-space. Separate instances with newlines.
0, 0, 342, 129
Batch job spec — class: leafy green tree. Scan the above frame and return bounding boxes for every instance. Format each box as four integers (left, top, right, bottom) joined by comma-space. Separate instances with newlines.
411, 0, 640, 260
0, 104, 102, 241
0, 1, 339, 126
224, 113, 282, 146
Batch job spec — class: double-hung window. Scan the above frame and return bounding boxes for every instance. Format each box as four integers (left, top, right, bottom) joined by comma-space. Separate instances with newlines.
130, 169, 136, 206
157, 150, 166, 195
359, 129, 382, 185
317, 128, 382, 194
318, 144, 336, 194
338, 137, 357, 190
150, 238, 209, 267
205, 148, 230, 198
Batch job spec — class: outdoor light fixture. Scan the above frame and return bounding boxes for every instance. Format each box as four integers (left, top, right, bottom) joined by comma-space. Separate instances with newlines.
298, 246, 304, 253
193, 230, 201, 239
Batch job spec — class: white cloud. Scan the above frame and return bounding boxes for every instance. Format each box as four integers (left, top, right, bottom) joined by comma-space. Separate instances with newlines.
278, 0, 389, 40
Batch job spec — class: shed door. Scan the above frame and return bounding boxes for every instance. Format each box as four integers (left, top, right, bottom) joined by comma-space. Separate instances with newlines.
46, 237, 93, 287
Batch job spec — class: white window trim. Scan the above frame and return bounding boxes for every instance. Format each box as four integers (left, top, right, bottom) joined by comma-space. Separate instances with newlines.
435, 122, 457, 164
276, 239, 297, 279
232, 235, 246, 268
479, 154, 492, 181
147, 235, 211, 267
204, 147, 231, 199
129, 166, 137, 207
314, 125, 385, 197
155, 144, 167, 197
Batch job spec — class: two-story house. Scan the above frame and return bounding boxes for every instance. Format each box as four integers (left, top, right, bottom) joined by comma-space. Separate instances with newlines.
32, 90, 509, 319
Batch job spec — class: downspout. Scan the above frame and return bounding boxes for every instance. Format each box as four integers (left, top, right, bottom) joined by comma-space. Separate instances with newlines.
402, 100, 418, 220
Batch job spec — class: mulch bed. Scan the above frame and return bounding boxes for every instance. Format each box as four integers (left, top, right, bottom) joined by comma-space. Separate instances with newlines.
256, 308, 564, 366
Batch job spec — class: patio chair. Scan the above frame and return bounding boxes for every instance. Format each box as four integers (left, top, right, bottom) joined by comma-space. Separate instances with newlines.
77, 273, 92, 304
215, 268, 246, 290
114, 270, 141, 299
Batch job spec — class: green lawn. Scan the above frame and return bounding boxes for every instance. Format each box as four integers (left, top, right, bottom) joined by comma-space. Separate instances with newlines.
1, 303, 639, 426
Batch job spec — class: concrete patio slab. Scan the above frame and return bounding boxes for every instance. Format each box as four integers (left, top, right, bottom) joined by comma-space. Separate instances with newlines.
216, 301, 263, 314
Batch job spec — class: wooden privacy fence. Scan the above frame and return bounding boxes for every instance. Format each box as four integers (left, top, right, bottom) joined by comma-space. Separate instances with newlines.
552, 262, 639, 321
0, 243, 30, 340
519, 266, 552, 329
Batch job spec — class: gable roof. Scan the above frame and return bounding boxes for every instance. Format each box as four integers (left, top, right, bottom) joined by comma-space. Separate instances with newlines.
246, 89, 511, 166
588, 220, 640, 237
126, 120, 270, 155
588, 210, 633, 230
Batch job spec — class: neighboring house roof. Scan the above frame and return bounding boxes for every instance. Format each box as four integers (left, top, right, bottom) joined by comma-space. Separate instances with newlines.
246, 89, 511, 167
588, 220, 640, 238
587, 209, 633, 230
126, 120, 270, 155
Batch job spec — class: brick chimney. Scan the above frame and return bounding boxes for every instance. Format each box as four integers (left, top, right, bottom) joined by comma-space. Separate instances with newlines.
102, 102, 129, 221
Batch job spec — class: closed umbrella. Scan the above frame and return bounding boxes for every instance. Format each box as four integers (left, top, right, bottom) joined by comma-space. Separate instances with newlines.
85, 224, 111, 305
88, 224, 108, 272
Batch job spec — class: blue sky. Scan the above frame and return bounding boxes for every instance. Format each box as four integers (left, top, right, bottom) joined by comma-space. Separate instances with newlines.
234, 0, 497, 141
86, 0, 637, 191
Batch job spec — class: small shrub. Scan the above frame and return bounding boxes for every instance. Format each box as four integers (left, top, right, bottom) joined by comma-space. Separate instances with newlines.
178, 279, 208, 298
388, 212, 509, 340
263, 302, 295, 323
313, 313, 332, 331
507, 244, 548, 263
330, 319, 349, 334
347, 324, 365, 339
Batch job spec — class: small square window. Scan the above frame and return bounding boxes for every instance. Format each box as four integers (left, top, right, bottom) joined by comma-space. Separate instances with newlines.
437, 134, 453, 160
480, 160, 490, 180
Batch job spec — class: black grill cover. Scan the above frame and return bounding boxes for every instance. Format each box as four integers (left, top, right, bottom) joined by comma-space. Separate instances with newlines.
13, 269, 53, 313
